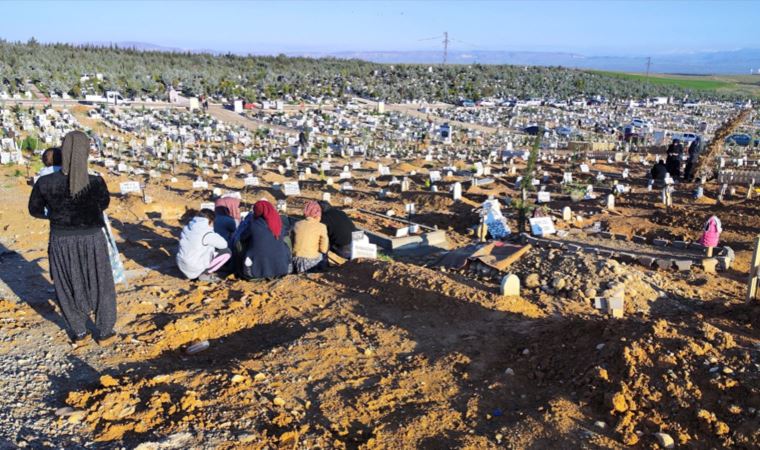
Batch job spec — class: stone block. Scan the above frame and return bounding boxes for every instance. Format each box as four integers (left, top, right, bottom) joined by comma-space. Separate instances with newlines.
653, 238, 669, 247
656, 258, 673, 270
566, 244, 581, 253
672, 240, 689, 249
613, 233, 628, 241
701, 258, 718, 273
673, 260, 692, 271
617, 252, 636, 263
719, 246, 735, 262
717, 256, 731, 271
654, 432, 675, 449
691, 242, 706, 252
598, 249, 614, 258
607, 292, 624, 318
638, 256, 655, 268
632, 235, 647, 244
600, 231, 613, 239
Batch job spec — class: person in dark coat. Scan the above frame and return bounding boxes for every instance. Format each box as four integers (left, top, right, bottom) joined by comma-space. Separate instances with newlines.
651, 160, 668, 185
665, 138, 683, 179
213, 196, 240, 245
234, 200, 291, 280
318, 201, 357, 258
28, 131, 117, 345
684, 137, 702, 182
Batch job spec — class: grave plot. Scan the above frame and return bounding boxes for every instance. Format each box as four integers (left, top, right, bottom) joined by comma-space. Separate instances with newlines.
346, 208, 449, 254
526, 230, 734, 273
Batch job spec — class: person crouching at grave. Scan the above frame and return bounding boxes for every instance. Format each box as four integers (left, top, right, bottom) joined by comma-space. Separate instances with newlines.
650, 160, 668, 186
177, 209, 231, 282
37, 147, 62, 179
214, 195, 241, 245
318, 201, 357, 258
292, 201, 329, 273
235, 200, 292, 280
28, 131, 117, 345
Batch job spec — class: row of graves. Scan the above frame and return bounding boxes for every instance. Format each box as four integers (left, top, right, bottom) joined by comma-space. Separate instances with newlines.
0, 105, 83, 164
79, 101, 753, 296
91, 106, 255, 146
426, 97, 737, 148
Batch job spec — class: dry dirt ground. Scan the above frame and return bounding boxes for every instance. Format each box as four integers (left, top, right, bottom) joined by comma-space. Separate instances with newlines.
0, 162, 758, 450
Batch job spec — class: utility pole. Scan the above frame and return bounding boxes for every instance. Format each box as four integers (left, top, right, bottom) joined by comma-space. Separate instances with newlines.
442, 31, 449, 65
645, 57, 651, 82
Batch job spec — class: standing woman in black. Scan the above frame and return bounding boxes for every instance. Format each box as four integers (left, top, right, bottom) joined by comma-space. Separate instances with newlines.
28, 131, 117, 345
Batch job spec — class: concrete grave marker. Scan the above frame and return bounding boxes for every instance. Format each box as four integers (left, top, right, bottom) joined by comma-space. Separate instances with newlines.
283, 181, 301, 196
562, 206, 572, 221
119, 181, 141, 195
452, 182, 462, 201
500, 274, 520, 297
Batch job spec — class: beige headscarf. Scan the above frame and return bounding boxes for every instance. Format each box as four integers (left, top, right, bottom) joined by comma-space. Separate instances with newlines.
61, 131, 91, 197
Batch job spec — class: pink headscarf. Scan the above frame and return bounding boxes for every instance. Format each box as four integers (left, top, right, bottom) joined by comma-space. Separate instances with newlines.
699, 215, 722, 248
215, 197, 241, 223
303, 201, 322, 220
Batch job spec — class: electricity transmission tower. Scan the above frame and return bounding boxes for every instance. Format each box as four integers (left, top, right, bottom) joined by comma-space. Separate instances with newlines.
645, 57, 652, 81
419, 32, 450, 65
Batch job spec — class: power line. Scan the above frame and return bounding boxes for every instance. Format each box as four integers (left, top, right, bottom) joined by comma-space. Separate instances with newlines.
418, 31, 450, 65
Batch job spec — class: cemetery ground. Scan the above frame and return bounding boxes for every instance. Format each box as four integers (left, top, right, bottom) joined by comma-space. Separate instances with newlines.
1, 141, 759, 449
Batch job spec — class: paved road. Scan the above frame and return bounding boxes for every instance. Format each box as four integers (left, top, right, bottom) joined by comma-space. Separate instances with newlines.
353, 97, 498, 134
207, 104, 298, 135
0, 98, 180, 109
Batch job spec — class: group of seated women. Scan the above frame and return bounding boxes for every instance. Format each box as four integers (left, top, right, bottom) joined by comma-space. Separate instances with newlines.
176, 196, 356, 282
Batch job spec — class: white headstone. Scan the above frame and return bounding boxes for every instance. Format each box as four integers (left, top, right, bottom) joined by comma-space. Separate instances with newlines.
562, 206, 572, 221
452, 182, 462, 201
119, 181, 141, 195
283, 181, 301, 196
500, 274, 520, 296
529, 217, 556, 236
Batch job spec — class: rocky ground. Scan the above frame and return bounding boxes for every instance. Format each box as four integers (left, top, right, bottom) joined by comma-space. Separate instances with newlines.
0, 159, 759, 449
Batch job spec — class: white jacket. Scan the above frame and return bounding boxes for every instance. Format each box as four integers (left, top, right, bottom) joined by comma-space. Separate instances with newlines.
176, 217, 228, 279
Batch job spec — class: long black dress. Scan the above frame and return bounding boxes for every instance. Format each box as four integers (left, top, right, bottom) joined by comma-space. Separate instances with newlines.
28, 171, 116, 338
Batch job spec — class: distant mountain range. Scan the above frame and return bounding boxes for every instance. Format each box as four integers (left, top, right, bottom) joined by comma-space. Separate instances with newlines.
98, 41, 760, 75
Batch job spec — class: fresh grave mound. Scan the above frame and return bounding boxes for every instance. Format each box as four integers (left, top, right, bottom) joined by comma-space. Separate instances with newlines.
511, 247, 661, 316
396, 162, 422, 173
112, 194, 189, 221
400, 191, 455, 210
260, 171, 287, 184
329, 259, 544, 317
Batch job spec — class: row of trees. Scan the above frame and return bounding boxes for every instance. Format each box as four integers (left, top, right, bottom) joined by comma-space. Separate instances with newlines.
0, 40, 747, 104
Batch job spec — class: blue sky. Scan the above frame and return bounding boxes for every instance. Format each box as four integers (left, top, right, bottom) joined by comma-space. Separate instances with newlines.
2, 1, 758, 55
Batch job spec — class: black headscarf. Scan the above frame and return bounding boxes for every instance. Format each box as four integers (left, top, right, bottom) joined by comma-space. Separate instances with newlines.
61, 131, 91, 197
